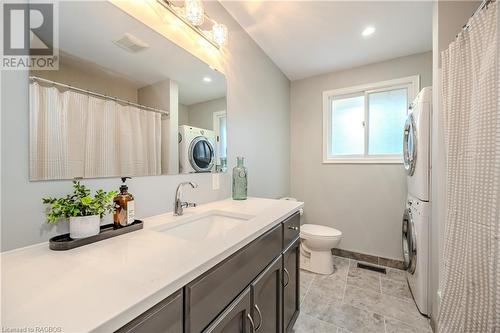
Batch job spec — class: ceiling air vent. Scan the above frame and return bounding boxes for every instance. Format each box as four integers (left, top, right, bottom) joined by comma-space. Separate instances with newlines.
113, 33, 149, 53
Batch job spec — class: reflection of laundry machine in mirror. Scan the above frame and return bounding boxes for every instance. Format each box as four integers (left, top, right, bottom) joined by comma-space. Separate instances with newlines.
179, 125, 215, 173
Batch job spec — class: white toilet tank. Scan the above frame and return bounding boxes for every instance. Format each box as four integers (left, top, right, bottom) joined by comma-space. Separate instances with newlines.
280, 197, 304, 216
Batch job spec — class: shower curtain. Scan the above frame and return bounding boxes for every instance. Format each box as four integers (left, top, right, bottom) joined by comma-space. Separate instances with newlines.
30, 82, 162, 180
439, 1, 499, 332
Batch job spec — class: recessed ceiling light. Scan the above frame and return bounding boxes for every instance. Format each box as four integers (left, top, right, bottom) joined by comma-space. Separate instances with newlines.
203, 77, 212, 82
362, 26, 376, 37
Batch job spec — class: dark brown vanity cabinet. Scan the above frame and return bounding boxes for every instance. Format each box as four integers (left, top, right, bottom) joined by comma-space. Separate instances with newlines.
118, 212, 301, 333
283, 238, 300, 333
282, 213, 300, 249
206, 253, 285, 333
116, 290, 183, 333
250, 256, 283, 333
203, 288, 254, 333
185, 224, 282, 333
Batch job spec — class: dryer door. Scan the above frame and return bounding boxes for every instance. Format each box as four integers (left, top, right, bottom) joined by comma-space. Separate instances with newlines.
402, 209, 417, 274
189, 136, 215, 172
403, 113, 417, 176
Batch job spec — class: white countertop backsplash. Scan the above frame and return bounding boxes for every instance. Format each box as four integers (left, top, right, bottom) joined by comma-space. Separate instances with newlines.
1, 197, 303, 333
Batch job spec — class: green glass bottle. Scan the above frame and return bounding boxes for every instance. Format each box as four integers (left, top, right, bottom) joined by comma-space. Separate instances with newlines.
232, 157, 247, 200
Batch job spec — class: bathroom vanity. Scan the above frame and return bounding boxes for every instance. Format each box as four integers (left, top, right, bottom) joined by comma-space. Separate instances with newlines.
119, 210, 300, 333
1, 198, 303, 333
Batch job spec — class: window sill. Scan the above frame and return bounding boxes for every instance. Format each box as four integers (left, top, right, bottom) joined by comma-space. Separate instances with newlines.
323, 158, 403, 164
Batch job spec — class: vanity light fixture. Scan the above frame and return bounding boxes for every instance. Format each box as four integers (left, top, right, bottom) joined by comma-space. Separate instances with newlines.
203, 77, 212, 82
157, 0, 228, 48
362, 26, 376, 37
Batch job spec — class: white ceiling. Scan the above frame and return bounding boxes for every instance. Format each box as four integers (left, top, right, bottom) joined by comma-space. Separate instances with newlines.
221, 1, 433, 81
59, 1, 226, 105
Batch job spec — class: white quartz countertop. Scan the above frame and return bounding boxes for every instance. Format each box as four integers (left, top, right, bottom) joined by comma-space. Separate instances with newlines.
1, 197, 303, 333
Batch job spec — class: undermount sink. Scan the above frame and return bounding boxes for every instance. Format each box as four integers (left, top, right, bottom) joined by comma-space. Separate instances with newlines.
154, 210, 255, 242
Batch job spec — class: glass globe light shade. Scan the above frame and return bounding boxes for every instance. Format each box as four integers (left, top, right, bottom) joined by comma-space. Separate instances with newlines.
212, 23, 228, 46
184, 0, 204, 26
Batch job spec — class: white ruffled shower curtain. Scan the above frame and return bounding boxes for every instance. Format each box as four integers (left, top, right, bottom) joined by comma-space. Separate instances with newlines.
439, 1, 499, 332
30, 82, 162, 180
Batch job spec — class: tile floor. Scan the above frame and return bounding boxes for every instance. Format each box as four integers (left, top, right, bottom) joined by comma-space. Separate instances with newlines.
292, 256, 432, 333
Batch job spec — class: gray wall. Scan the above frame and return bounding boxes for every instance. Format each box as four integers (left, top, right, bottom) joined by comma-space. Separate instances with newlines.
290, 52, 432, 260
178, 103, 189, 126
0, 2, 290, 251
430, 1, 478, 327
187, 97, 227, 130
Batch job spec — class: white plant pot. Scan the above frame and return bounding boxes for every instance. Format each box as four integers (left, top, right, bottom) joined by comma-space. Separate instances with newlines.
69, 215, 100, 239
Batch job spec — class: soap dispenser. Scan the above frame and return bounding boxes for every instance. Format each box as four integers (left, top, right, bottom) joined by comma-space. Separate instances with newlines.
113, 177, 135, 228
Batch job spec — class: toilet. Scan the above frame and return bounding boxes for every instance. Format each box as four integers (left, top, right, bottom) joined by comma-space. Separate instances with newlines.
300, 224, 342, 275
279, 197, 342, 275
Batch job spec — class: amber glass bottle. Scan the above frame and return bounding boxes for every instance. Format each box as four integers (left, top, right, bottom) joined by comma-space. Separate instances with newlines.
113, 177, 135, 228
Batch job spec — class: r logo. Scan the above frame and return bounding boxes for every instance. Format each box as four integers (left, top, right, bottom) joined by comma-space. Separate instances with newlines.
3, 3, 53, 56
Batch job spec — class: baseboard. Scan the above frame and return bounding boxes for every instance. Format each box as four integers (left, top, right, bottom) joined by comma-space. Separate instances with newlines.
332, 248, 405, 270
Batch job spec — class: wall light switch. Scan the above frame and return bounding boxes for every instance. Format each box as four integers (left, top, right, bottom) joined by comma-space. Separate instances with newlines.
212, 173, 220, 190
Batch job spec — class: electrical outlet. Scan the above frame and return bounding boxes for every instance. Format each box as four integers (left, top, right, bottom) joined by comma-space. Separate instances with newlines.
212, 173, 220, 190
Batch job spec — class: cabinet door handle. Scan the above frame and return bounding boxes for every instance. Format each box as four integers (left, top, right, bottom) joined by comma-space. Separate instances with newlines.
283, 268, 290, 288
288, 226, 299, 231
253, 304, 263, 331
247, 313, 256, 333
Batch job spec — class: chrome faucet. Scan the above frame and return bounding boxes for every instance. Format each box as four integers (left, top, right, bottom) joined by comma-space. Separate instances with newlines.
174, 182, 198, 216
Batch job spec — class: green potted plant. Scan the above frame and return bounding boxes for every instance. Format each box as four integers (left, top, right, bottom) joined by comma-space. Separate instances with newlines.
42, 181, 117, 239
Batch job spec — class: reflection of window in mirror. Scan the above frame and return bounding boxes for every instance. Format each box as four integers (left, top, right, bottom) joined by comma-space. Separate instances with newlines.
213, 111, 227, 171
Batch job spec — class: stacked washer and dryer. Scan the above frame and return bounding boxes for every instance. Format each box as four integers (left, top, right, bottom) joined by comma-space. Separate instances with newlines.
402, 87, 432, 316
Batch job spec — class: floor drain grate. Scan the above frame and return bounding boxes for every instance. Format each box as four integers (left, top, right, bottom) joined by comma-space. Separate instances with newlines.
357, 262, 387, 274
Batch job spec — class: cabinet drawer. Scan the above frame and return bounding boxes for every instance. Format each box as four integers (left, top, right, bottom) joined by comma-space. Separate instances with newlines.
282, 213, 300, 250
116, 290, 182, 333
185, 224, 282, 333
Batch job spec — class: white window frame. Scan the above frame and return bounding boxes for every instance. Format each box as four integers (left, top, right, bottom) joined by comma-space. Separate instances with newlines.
322, 75, 420, 164
213, 110, 227, 162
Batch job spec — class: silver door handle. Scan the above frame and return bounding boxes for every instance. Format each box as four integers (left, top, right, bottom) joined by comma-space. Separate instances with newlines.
253, 304, 262, 331
283, 268, 290, 288
247, 313, 256, 333
288, 226, 299, 231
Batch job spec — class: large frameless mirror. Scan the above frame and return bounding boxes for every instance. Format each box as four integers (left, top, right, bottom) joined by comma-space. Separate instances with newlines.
29, 1, 227, 181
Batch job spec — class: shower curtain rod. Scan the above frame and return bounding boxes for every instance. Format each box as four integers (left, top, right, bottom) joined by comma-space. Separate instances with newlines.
29, 76, 170, 117
463, 0, 495, 30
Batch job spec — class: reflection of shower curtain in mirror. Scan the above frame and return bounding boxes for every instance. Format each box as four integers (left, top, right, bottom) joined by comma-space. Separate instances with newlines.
439, 1, 499, 332
29, 82, 161, 180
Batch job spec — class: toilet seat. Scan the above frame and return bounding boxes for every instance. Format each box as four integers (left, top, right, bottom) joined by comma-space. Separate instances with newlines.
301, 224, 342, 239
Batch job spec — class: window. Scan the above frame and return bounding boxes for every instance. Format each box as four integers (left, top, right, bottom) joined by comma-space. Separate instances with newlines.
323, 76, 419, 163
213, 110, 227, 162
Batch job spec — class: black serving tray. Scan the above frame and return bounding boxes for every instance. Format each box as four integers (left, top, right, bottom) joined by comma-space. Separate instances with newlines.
49, 220, 143, 251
